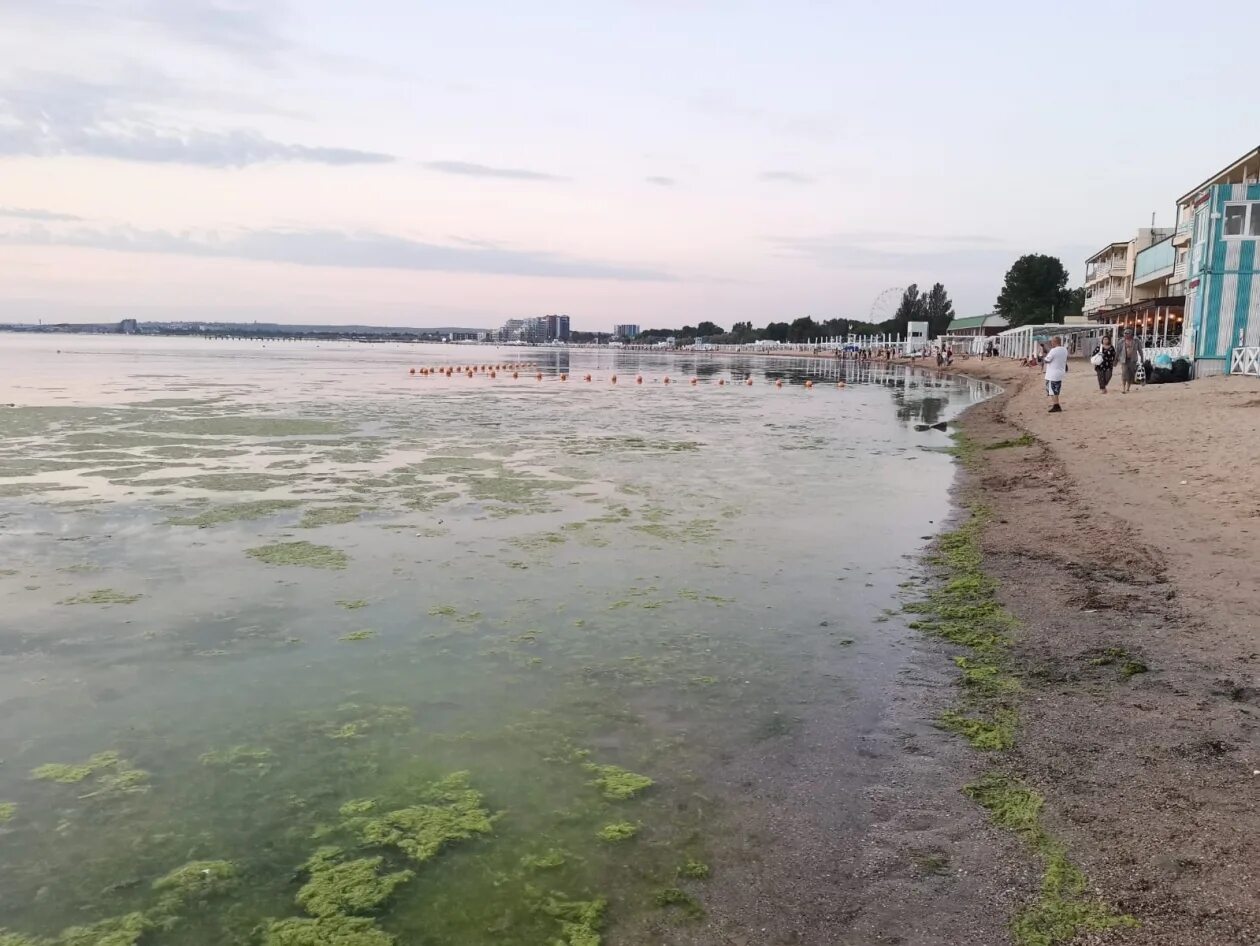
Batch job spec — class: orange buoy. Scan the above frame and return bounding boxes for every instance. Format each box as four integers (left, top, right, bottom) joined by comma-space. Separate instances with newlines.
560, 373, 567, 381
512, 371, 519, 379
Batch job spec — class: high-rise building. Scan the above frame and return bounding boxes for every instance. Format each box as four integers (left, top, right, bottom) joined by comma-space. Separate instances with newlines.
501, 314, 571, 343
612, 324, 640, 339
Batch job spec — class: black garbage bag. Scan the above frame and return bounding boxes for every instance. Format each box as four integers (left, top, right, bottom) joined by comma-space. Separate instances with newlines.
1170, 358, 1191, 382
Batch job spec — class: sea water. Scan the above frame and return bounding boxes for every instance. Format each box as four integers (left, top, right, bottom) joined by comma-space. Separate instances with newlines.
0, 336, 991, 945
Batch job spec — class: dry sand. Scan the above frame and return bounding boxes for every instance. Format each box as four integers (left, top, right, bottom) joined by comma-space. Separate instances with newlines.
947, 356, 1260, 944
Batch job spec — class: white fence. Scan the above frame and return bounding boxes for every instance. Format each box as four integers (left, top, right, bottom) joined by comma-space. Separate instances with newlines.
1230, 346, 1260, 376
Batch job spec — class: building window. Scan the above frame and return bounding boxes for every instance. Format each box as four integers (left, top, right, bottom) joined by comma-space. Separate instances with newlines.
1223, 201, 1260, 238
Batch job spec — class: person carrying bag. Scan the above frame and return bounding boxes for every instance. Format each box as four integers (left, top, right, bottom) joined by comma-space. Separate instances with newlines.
1091, 335, 1117, 394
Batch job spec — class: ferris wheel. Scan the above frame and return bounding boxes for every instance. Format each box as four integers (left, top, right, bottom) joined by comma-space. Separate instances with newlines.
869, 287, 904, 324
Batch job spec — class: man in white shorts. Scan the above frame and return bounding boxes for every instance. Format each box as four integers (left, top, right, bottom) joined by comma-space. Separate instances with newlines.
1043, 336, 1068, 413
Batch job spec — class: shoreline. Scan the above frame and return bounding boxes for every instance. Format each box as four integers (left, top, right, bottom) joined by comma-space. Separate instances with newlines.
936, 359, 1260, 944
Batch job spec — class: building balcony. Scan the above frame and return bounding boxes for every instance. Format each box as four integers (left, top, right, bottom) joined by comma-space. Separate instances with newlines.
1084, 292, 1128, 313
1085, 259, 1128, 284
1133, 235, 1175, 287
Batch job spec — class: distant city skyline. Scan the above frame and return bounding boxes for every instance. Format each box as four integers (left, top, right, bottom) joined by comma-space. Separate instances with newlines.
1, 1, 1257, 330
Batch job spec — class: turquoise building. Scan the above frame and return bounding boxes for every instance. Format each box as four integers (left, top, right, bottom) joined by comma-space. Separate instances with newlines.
1176, 147, 1260, 376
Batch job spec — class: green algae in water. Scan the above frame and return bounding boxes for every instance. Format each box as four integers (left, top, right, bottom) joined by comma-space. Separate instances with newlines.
337, 599, 369, 610
0, 801, 15, 823
31, 750, 121, 784
678, 859, 710, 879
357, 771, 494, 863
534, 894, 606, 946
339, 799, 377, 817
247, 541, 349, 570
427, 605, 458, 617
296, 848, 414, 918
58, 588, 142, 605
653, 887, 704, 920
596, 821, 639, 842
181, 472, 292, 492
199, 746, 273, 773
583, 763, 653, 800
521, 849, 568, 871
262, 916, 394, 946
150, 416, 349, 437
152, 859, 238, 911
301, 505, 365, 528
58, 912, 152, 946
167, 500, 302, 528
340, 630, 376, 642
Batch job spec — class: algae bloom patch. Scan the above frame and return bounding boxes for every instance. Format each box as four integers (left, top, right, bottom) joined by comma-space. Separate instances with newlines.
58, 588, 143, 606
247, 541, 349, 569
597, 821, 639, 842
356, 772, 495, 863
262, 915, 395, 946
295, 848, 414, 917
583, 763, 653, 800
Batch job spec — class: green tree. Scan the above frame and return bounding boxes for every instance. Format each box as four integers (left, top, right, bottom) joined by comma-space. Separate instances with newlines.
893, 284, 927, 336
761, 321, 790, 342
1060, 286, 1086, 319
788, 316, 820, 343
995, 254, 1073, 327
694, 321, 724, 338
923, 282, 955, 338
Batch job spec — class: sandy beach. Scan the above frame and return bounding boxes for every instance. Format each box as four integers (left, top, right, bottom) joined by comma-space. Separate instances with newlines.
945, 356, 1260, 944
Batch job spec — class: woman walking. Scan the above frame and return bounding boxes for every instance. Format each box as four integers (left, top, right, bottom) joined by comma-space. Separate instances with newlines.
1117, 327, 1145, 394
1093, 334, 1117, 394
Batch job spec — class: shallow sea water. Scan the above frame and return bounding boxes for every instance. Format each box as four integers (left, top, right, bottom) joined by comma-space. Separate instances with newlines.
0, 336, 993, 945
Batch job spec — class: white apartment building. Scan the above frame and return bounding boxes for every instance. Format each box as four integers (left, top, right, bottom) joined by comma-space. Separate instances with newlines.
1083, 228, 1174, 317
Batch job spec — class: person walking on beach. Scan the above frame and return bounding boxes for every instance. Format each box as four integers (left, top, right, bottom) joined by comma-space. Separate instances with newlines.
1043, 336, 1068, 413
1093, 334, 1117, 394
1117, 327, 1144, 394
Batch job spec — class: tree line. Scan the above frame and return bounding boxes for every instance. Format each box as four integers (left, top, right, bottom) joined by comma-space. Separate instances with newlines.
567, 253, 1086, 345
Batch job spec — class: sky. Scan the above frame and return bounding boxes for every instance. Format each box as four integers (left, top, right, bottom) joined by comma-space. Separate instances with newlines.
1, 1, 1258, 331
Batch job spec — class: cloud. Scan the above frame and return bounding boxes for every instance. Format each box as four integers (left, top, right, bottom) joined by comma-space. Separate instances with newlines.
645, 176, 676, 187
766, 232, 1010, 270
0, 223, 673, 281
759, 170, 815, 184
422, 161, 568, 181
0, 0, 288, 64
0, 72, 393, 167
0, 207, 82, 222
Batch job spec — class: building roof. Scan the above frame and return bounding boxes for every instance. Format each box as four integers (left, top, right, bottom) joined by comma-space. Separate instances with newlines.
1085, 241, 1129, 263
947, 314, 1009, 331
1177, 145, 1260, 203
